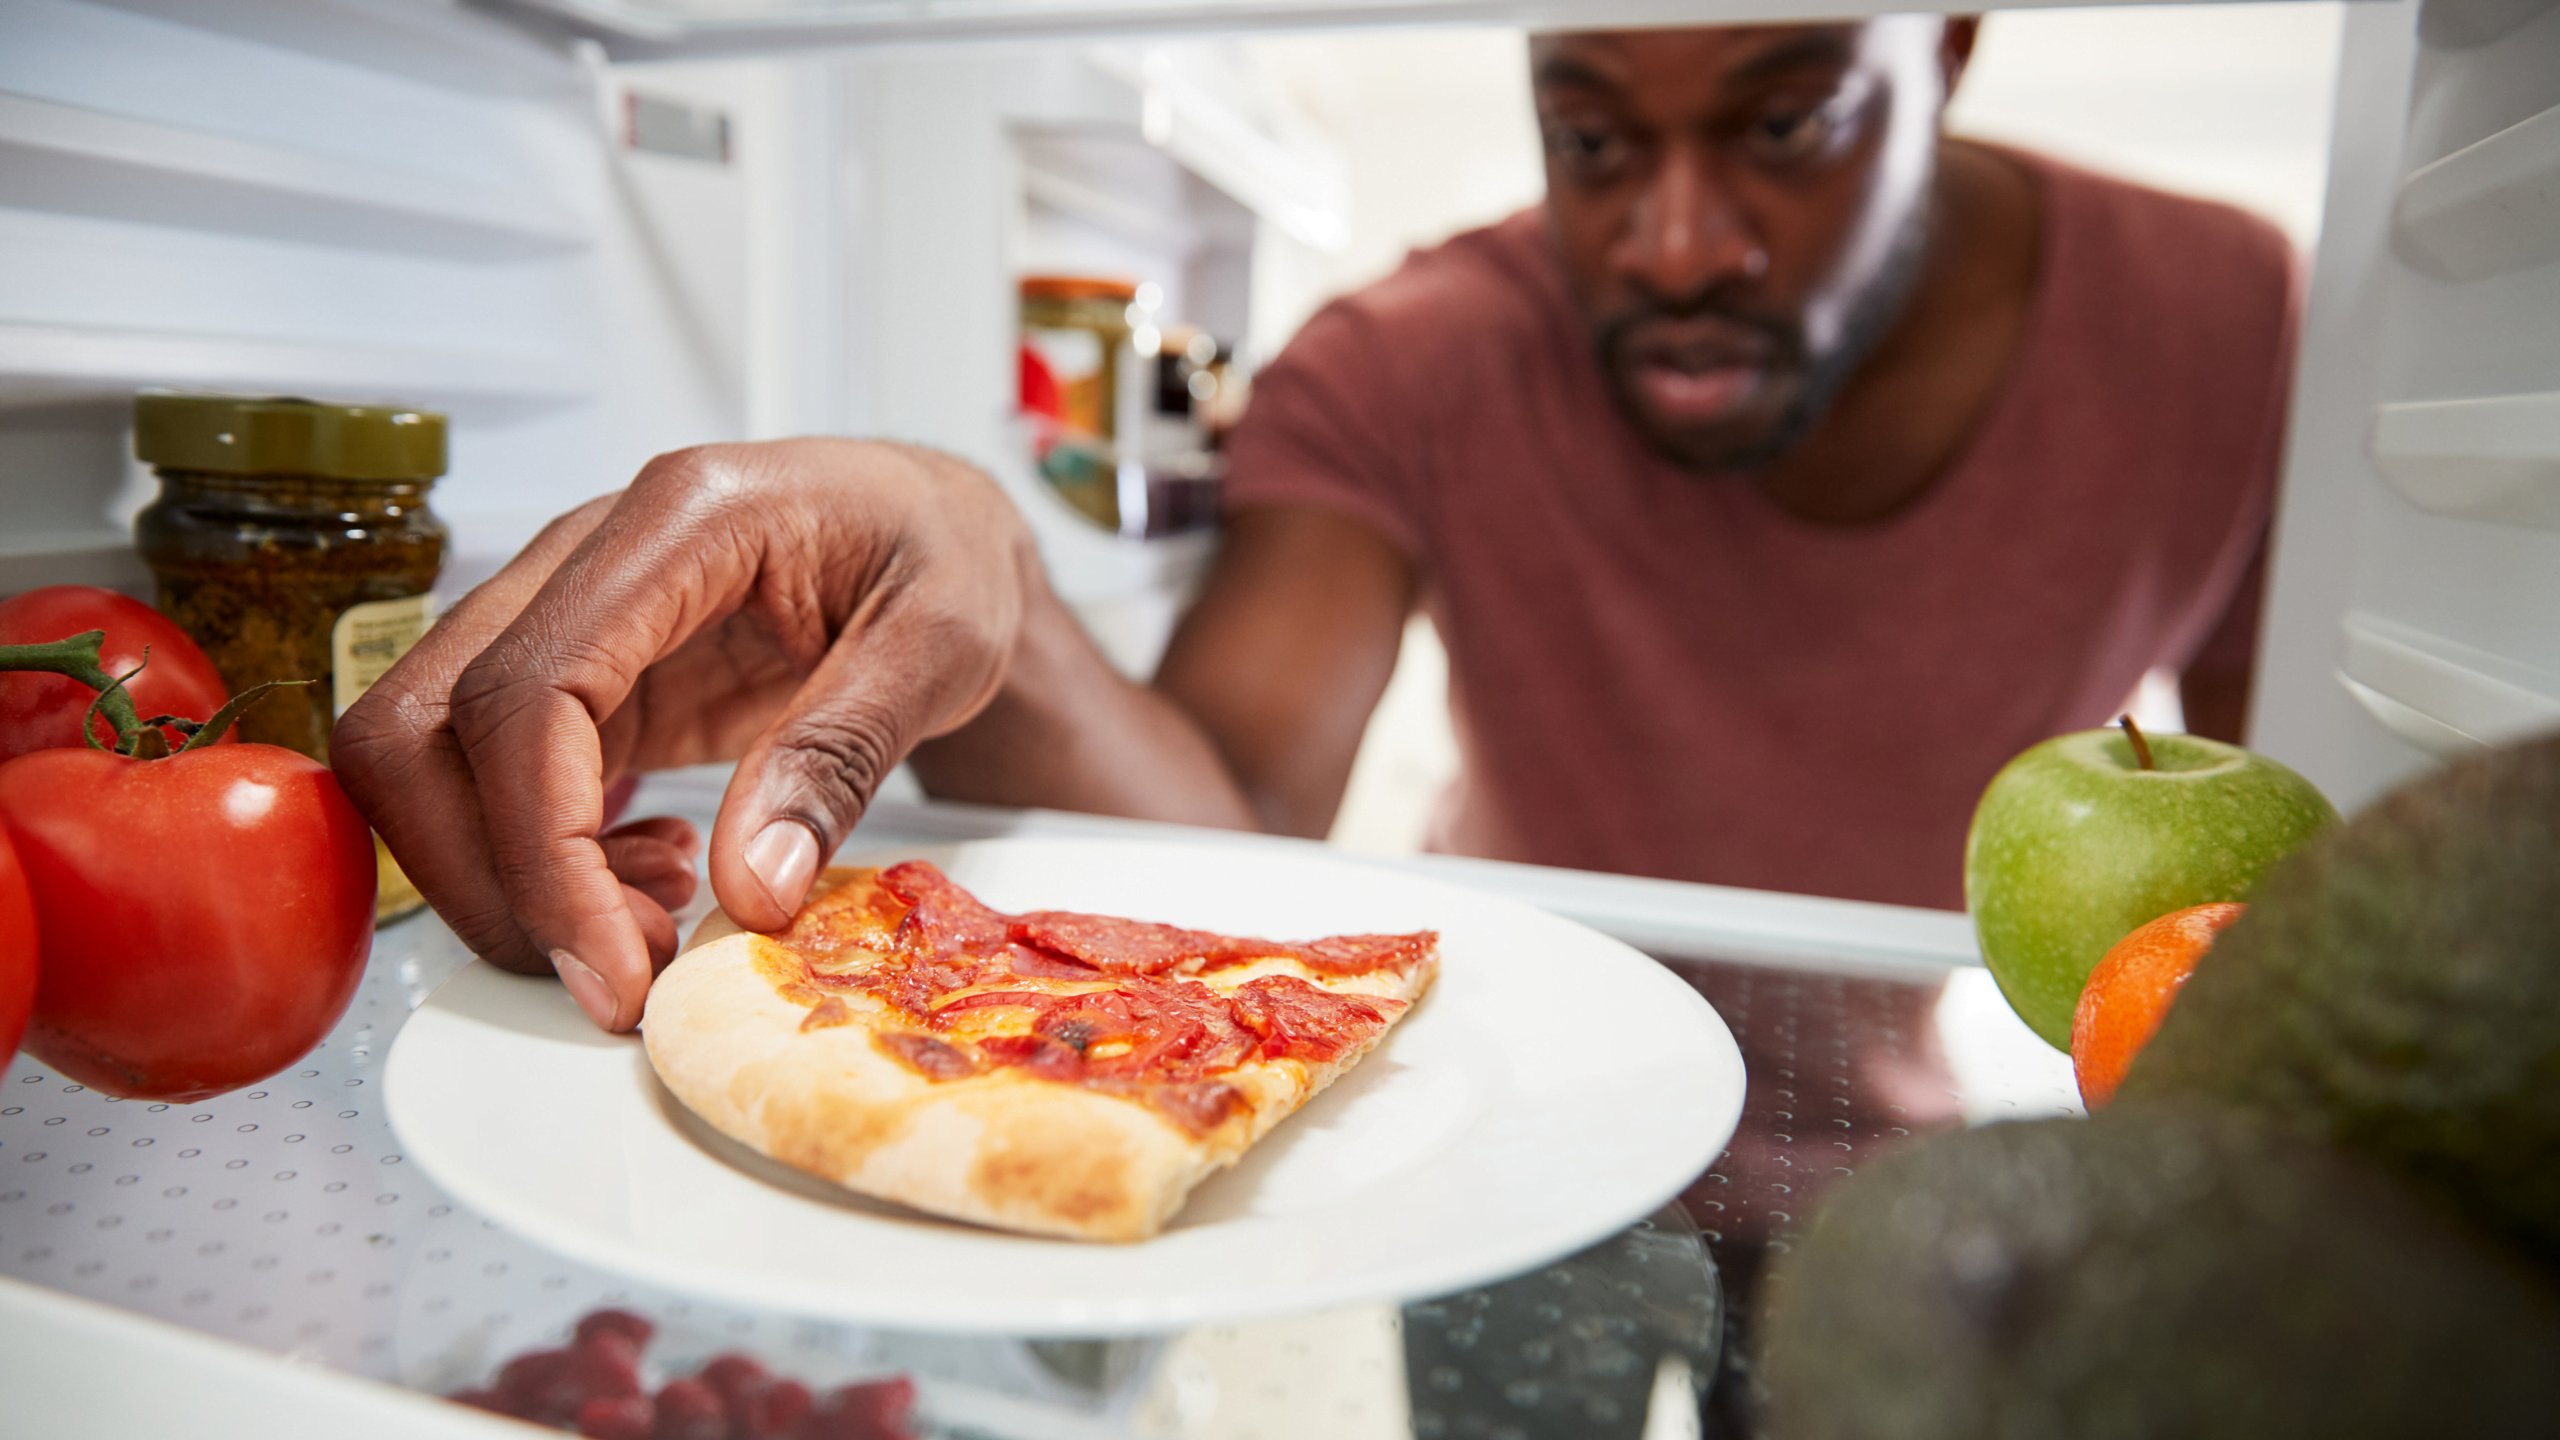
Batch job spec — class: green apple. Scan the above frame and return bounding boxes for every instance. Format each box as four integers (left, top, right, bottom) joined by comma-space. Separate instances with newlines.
1964, 726, 2337, 1050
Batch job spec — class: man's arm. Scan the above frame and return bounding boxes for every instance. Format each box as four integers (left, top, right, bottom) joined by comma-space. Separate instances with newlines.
909, 505, 1418, 839
331, 440, 1414, 1033
2179, 540, 2266, 745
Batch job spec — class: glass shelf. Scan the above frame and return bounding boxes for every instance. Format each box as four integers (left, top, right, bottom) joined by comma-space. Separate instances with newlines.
0, 779, 2071, 1438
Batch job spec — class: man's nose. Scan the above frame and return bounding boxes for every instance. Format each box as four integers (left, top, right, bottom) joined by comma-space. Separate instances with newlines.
1617, 140, 1767, 301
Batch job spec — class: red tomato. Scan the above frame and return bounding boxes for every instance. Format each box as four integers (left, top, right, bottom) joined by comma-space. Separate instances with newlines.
0, 585, 232, 760
0, 742, 374, 1100
0, 829, 35, 1061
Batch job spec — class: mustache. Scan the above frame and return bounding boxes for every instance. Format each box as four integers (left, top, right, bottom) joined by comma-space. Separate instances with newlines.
1593, 291, 1806, 372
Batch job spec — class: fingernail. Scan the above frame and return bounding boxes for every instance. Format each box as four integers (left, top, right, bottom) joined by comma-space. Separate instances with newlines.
551, 948, 620, 1031
747, 819, 820, 911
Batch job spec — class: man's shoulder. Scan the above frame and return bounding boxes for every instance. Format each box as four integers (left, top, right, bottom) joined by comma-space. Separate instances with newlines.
2023, 148, 2298, 345
1221, 208, 1579, 552
1290, 209, 1566, 368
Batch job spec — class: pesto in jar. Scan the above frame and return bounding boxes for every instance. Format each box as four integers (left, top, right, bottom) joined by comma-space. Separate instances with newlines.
132, 393, 448, 924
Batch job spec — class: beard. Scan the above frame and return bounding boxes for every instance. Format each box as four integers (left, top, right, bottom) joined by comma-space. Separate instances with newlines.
1590, 193, 1935, 476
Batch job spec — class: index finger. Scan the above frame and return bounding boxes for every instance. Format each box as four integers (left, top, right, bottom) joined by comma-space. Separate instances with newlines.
443, 452, 790, 1031
331, 497, 618, 975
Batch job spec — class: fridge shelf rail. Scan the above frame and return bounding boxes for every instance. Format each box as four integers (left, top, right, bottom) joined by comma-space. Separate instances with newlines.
0, 320, 590, 419
2337, 610, 2560, 757
2393, 98, 2560, 283
0, 90, 588, 264
2369, 389, 2560, 530
497, 0, 2068, 57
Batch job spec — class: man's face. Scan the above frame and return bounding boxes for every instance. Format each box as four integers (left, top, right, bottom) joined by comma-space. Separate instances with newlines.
1535, 21, 1957, 473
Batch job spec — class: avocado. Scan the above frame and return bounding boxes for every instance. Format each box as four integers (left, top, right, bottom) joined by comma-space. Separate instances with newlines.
2120, 729, 2560, 1266
1760, 1105, 2560, 1440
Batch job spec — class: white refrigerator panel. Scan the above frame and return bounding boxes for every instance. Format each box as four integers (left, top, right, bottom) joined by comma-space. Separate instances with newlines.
0, 0, 811, 596
2252, 0, 2560, 813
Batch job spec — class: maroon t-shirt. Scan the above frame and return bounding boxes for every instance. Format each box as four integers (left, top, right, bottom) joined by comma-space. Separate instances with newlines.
1222, 153, 2297, 910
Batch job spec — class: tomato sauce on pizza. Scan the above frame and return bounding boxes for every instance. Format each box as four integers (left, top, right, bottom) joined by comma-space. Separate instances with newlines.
770, 862, 1432, 1136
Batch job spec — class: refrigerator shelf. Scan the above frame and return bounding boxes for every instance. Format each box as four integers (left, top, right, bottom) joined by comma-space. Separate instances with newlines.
2393, 99, 2560, 283
0, 779, 2068, 1439
2370, 389, 2560, 530
2338, 609, 2560, 756
0, 319, 590, 419
0, 90, 588, 264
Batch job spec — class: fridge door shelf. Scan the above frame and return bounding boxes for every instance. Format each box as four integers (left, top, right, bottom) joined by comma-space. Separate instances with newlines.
2337, 610, 2560, 757
2391, 98, 2560, 283
2370, 390, 2560, 530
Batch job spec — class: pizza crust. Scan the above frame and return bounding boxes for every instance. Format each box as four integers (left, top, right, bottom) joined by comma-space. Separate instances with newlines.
643, 867, 1434, 1243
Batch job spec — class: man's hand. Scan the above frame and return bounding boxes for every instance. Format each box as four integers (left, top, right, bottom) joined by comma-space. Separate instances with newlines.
331, 439, 1031, 1032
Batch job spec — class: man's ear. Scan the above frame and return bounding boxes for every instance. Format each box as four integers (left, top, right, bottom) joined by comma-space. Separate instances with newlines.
1940, 15, 1982, 99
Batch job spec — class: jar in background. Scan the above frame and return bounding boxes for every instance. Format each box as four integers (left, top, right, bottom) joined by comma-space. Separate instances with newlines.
1019, 275, 1138, 530
131, 392, 448, 925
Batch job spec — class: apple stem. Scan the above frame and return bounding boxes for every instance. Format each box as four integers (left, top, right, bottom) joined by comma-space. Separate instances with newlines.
2120, 714, 2155, 771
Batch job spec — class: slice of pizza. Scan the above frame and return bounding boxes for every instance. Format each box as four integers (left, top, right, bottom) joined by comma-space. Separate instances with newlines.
642, 860, 1438, 1242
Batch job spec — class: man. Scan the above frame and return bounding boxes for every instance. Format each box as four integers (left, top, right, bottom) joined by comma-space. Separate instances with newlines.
335, 18, 2292, 1035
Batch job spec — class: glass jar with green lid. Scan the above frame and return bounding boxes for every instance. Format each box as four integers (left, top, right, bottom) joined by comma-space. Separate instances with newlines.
132, 392, 448, 925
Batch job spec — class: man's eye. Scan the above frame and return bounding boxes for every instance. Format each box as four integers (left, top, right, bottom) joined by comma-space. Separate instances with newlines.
1545, 121, 1633, 177
1744, 107, 1835, 166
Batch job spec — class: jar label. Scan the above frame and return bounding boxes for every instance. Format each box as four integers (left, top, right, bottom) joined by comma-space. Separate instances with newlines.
331, 593, 437, 717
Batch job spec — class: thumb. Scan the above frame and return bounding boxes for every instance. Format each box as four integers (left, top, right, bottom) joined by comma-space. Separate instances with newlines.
706, 605, 1011, 933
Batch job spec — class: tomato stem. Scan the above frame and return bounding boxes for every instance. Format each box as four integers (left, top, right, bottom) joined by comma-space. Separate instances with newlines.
0, 630, 305, 759
178, 681, 306, 755
82, 657, 150, 754
0, 631, 148, 750
2119, 713, 2156, 771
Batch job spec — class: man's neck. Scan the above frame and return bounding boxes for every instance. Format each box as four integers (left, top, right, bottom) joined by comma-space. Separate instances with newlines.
1752, 139, 2043, 526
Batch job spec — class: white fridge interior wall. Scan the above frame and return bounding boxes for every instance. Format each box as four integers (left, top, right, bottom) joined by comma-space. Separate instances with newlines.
830, 38, 1345, 676
0, 0, 798, 602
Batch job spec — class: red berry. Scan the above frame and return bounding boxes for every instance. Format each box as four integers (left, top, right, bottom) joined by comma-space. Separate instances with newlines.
569, 1333, 647, 1402
843, 1377, 916, 1435
807, 1377, 917, 1440
754, 1378, 813, 1438
698, 1352, 769, 1432
653, 1377, 727, 1440
577, 1309, 658, 1352
579, 1396, 658, 1440
496, 1348, 583, 1424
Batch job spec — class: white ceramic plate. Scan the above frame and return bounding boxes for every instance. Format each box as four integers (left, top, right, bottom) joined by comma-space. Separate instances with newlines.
384, 838, 1744, 1335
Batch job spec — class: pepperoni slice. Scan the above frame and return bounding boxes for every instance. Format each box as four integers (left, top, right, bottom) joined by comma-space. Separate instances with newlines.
976, 1033, 1085, 1083
1282, 932, 1439, 976
1200, 932, 1438, 977
880, 861, 1012, 962
1228, 974, 1405, 1063
780, 876, 908, 964
1011, 911, 1222, 975
1005, 943, 1102, 980
876, 1032, 981, 1080
1037, 984, 1255, 1080
1147, 1080, 1245, 1134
